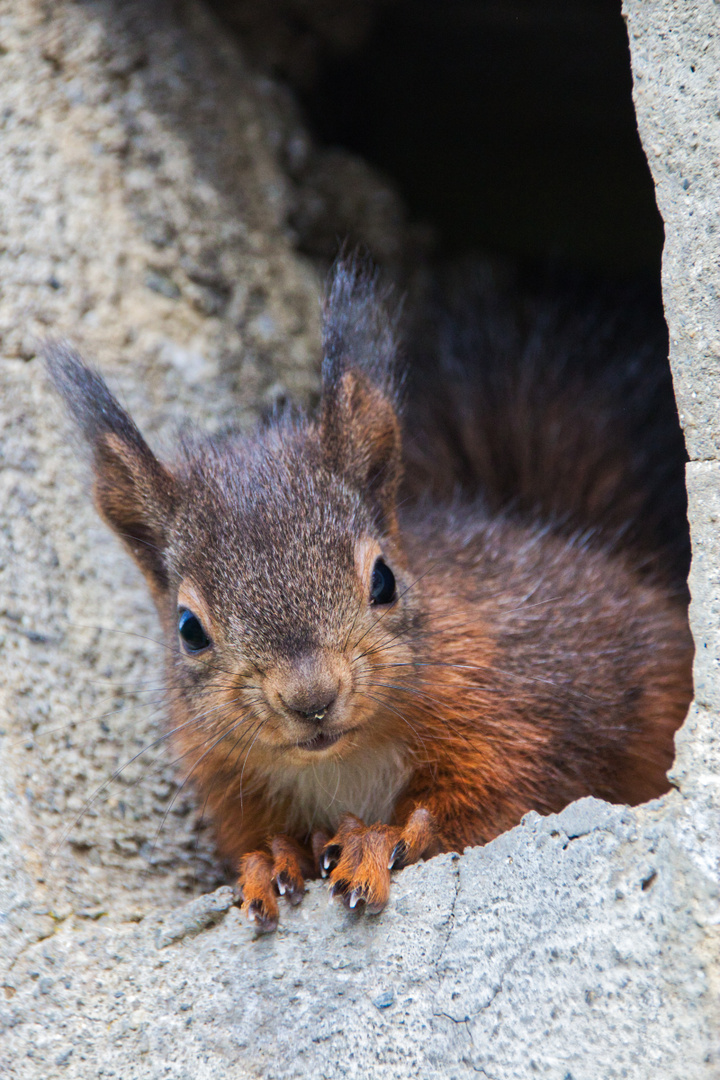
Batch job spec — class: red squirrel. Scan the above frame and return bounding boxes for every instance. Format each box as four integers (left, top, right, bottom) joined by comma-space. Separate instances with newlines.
47, 259, 693, 932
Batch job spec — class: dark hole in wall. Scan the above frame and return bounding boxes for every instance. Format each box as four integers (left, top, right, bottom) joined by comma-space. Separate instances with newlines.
299, 0, 663, 274
209, 0, 664, 276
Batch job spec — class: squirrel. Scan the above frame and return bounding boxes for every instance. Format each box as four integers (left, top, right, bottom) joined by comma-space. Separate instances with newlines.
46, 257, 693, 932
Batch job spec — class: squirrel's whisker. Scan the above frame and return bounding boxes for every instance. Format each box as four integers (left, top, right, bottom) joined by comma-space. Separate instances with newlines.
216, 719, 268, 820
342, 592, 367, 654
237, 719, 269, 817
144, 712, 262, 874
62, 619, 251, 683
47, 699, 247, 864
191, 716, 271, 863
363, 682, 476, 750
36, 694, 169, 738
370, 660, 612, 706
351, 590, 575, 667
355, 689, 430, 763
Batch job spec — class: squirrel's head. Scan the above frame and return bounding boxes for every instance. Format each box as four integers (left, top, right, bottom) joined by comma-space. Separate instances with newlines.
47, 262, 425, 780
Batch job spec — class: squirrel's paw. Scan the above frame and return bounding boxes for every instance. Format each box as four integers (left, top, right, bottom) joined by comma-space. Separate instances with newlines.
319, 808, 439, 915
238, 837, 312, 932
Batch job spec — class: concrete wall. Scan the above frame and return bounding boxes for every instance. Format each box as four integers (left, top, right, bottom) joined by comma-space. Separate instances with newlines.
0, 2, 717, 1077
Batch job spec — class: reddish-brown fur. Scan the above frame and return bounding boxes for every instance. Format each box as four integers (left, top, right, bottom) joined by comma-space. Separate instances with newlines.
46, 259, 693, 932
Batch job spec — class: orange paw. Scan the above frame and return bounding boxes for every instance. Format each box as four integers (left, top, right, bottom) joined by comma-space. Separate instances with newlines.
238, 836, 314, 932
319, 808, 439, 915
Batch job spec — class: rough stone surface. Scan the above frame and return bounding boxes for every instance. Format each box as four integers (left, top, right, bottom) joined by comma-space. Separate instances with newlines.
1, 1, 719, 1078
625, 0, 720, 906
627, 1, 720, 465
1, 798, 717, 1079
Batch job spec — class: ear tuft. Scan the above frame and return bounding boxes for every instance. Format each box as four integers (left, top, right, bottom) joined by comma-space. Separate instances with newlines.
319, 260, 404, 532
321, 255, 402, 403
46, 343, 177, 593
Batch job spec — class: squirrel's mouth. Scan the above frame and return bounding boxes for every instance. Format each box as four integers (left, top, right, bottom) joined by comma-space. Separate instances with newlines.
295, 729, 353, 753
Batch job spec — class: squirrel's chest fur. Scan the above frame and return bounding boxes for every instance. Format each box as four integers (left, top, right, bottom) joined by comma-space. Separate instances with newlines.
260, 745, 414, 835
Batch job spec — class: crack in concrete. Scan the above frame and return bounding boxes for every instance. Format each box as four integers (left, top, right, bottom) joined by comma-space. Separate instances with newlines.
434, 856, 462, 970
5, 918, 60, 976
470, 1065, 500, 1080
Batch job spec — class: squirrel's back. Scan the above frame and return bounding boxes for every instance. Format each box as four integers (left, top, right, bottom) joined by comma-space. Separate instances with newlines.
402, 261, 689, 588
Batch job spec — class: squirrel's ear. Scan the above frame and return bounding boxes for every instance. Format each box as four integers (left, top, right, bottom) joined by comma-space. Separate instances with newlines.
46, 345, 177, 594
321, 369, 402, 532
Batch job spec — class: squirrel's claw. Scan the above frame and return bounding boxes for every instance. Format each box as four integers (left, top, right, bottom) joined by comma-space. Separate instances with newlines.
388, 839, 407, 869
236, 812, 439, 930
310, 825, 332, 876
320, 844, 341, 877
245, 897, 279, 934
273, 868, 304, 906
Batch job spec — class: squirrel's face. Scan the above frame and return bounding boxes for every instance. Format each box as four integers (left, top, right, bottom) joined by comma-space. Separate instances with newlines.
47, 265, 418, 781
159, 445, 424, 770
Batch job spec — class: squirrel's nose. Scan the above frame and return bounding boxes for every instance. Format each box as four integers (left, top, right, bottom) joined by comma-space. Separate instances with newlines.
280, 689, 337, 724
274, 654, 341, 724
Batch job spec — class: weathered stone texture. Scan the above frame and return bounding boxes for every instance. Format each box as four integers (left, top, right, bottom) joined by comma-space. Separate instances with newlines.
626, 0, 720, 815
0, 2, 718, 1078
1, 800, 717, 1079
625, 1, 720, 464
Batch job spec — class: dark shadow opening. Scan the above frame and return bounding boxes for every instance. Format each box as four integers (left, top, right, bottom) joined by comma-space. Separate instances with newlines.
213, 0, 664, 276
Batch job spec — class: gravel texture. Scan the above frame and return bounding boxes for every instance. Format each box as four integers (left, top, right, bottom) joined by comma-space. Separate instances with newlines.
1, 1, 718, 1078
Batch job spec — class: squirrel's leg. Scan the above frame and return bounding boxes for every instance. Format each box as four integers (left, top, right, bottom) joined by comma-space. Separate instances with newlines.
237, 836, 314, 932
318, 808, 441, 915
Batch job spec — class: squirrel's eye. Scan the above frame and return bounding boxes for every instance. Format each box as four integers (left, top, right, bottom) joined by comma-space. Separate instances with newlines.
178, 608, 211, 653
370, 558, 397, 605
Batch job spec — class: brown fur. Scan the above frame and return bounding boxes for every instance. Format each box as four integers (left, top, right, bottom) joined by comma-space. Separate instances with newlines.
46, 259, 693, 931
